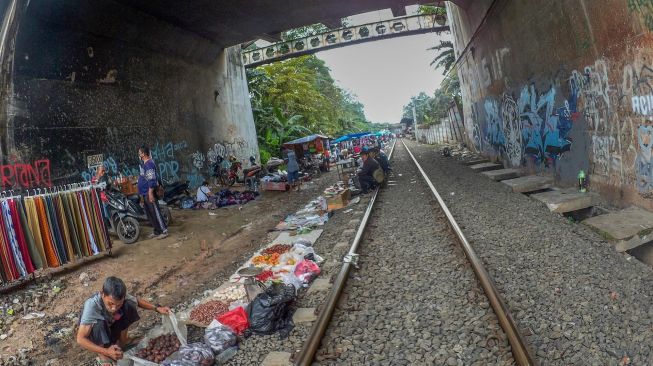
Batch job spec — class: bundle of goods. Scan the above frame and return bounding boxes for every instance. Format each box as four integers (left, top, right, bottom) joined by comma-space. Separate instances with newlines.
205, 320, 238, 353
199, 189, 259, 209
135, 334, 181, 363
262, 172, 288, 183
189, 300, 230, 326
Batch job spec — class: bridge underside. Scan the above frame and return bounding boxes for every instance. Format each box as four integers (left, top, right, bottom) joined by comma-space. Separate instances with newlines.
0, 0, 450, 190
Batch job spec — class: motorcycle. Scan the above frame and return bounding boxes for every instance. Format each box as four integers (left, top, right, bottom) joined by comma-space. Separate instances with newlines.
106, 188, 172, 244
213, 155, 264, 191
210, 155, 231, 187
162, 180, 190, 206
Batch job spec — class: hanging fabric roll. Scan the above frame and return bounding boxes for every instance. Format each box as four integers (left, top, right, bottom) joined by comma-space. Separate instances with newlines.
17, 198, 45, 270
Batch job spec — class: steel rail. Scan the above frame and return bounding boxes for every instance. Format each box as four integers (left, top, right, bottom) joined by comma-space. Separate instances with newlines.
294, 139, 397, 366
401, 139, 537, 366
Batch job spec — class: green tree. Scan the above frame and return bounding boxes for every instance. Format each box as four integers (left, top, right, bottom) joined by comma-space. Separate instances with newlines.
428, 40, 455, 75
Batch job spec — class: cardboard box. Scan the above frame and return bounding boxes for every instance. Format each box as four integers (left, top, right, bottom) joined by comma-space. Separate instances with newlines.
327, 189, 350, 211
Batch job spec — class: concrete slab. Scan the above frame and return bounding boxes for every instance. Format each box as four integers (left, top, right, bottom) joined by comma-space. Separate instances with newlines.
292, 307, 318, 323
502, 175, 554, 193
261, 352, 292, 366
530, 188, 599, 213
307, 278, 332, 294
615, 236, 651, 252
462, 158, 490, 166
481, 168, 521, 181
333, 241, 349, 250
470, 162, 503, 172
583, 206, 653, 240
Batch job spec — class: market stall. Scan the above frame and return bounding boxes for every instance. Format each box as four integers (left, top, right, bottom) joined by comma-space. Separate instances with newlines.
282, 134, 329, 159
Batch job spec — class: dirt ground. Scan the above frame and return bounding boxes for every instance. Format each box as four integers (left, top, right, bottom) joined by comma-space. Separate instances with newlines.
0, 173, 337, 365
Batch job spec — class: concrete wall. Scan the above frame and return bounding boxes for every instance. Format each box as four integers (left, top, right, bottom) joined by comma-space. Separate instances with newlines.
448, 0, 653, 209
0, 0, 257, 190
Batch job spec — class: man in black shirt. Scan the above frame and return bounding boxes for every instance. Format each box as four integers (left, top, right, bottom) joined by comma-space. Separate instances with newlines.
357, 147, 380, 194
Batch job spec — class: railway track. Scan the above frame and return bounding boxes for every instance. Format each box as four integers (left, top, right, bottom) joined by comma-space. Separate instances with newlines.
294, 139, 536, 365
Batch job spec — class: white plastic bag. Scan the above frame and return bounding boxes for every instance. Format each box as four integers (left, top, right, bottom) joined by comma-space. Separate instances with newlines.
205, 320, 238, 355
280, 273, 304, 291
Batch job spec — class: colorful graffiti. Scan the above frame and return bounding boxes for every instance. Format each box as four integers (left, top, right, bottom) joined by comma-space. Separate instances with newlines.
480, 84, 576, 167
0, 159, 52, 190
636, 125, 653, 192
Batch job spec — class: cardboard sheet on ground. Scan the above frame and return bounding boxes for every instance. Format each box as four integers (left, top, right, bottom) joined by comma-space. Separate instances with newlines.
271, 229, 323, 245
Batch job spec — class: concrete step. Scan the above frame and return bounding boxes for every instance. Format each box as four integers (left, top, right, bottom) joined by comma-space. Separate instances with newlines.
461, 157, 490, 166
583, 206, 653, 242
530, 188, 599, 213
502, 175, 554, 193
481, 168, 521, 181
470, 162, 503, 172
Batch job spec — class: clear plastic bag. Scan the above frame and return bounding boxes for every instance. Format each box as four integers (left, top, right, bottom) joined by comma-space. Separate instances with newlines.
294, 260, 321, 284
179, 342, 214, 365
123, 312, 188, 366
204, 320, 238, 354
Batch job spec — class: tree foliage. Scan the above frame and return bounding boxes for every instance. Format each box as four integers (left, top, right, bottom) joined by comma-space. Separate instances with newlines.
247, 55, 373, 161
428, 40, 455, 75
402, 72, 461, 126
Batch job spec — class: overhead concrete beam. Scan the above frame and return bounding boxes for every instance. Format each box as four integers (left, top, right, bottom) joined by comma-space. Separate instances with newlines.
258, 32, 282, 42
321, 18, 341, 29
391, 5, 407, 17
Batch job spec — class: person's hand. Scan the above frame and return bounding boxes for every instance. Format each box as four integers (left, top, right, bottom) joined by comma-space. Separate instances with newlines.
148, 192, 155, 203
105, 345, 123, 360
155, 306, 171, 315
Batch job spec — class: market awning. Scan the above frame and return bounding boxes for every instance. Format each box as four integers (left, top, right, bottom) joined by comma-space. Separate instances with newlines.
282, 134, 329, 146
332, 132, 371, 143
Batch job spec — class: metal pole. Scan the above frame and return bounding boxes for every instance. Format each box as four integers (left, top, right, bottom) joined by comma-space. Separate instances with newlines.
412, 104, 418, 141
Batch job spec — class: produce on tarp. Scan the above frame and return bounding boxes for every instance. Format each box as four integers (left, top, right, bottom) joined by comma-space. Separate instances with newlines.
262, 244, 292, 255
252, 253, 281, 266
135, 334, 181, 363
189, 300, 230, 326
294, 259, 321, 284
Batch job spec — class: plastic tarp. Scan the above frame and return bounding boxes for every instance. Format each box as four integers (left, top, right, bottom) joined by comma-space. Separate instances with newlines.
333, 132, 371, 143
282, 134, 329, 146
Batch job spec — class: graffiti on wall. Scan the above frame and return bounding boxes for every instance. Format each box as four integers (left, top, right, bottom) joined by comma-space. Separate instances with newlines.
77, 137, 256, 190
479, 84, 576, 167
637, 125, 653, 191
0, 159, 52, 190
628, 0, 653, 31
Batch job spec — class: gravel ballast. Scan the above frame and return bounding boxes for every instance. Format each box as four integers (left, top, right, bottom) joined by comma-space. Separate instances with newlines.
316, 141, 514, 366
407, 139, 653, 365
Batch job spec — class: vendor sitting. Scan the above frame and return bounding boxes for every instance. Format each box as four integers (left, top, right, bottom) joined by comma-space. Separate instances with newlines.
76, 276, 170, 366
196, 181, 212, 202
357, 147, 382, 194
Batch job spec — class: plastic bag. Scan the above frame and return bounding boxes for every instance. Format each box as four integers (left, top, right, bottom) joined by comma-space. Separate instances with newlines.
216, 306, 250, 336
228, 299, 249, 311
179, 342, 214, 365
279, 252, 302, 266
292, 243, 314, 257
205, 320, 238, 354
161, 360, 196, 366
280, 273, 303, 291
292, 238, 313, 247
294, 260, 320, 284
246, 283, 296, 339
123, 312, 188, 366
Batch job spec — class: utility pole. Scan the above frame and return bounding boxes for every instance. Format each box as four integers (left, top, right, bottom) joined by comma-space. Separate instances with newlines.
412, 104, 418, 141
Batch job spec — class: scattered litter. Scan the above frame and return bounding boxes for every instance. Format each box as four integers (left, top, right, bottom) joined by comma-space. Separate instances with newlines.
450, 192, 455, 196
52, 286, 61, 294
21, 312, 45, 320
169, 242, 182, 248
398, 174, 403, 176
343, 209, 353, 213
209, 212, 218, 216
0, 334, 7, 340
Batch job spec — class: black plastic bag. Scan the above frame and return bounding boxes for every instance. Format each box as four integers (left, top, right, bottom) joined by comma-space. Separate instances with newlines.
245, 283, 296, 339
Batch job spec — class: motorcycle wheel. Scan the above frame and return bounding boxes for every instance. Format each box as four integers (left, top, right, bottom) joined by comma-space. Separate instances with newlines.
162, 206, 173, 226
227, 176, 236, 187
117, 217, 140, 244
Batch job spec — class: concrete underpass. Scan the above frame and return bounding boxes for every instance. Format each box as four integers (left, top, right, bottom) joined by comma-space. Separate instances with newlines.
0, 0, 652, 365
